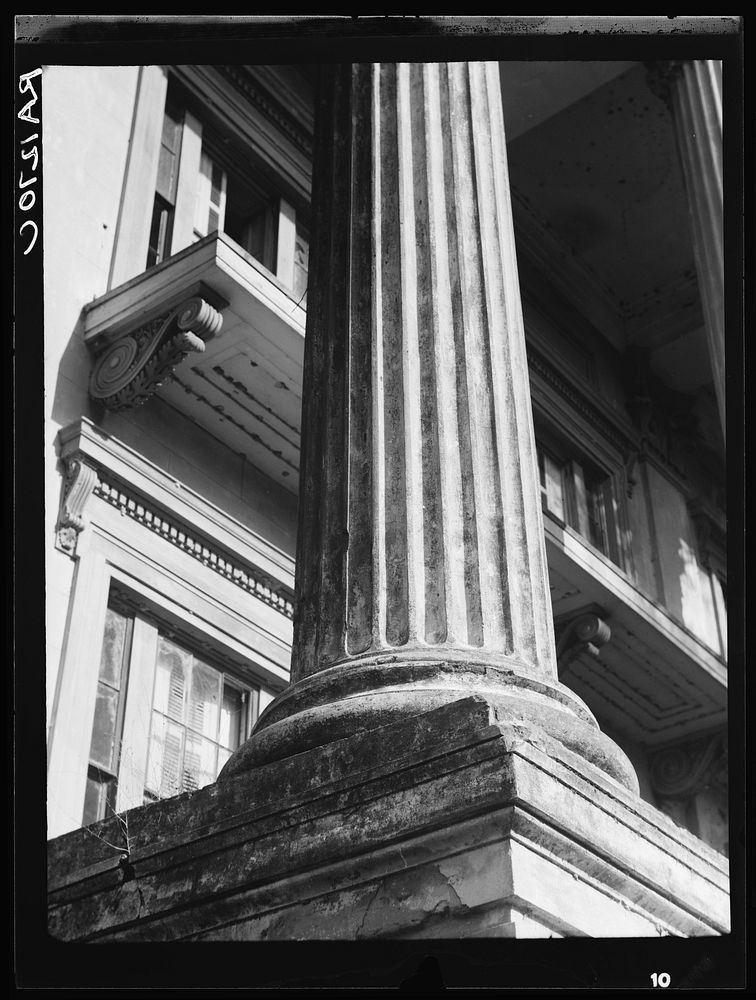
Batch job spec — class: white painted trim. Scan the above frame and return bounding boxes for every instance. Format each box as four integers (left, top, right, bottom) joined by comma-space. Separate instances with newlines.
47, 538, 112, 838
116, 617, 159, 813
83, 233, 305, 348
109, 66, 169, 289
276, 198, 297, 289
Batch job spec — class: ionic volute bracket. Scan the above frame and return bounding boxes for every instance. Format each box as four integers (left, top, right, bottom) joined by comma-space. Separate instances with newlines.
89, 296, 223, 412
649, 731, 728, 799
555, 608, 611, 675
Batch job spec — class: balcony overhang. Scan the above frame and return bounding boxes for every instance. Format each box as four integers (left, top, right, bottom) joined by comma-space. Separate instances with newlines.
546, 516, 727, 747
83, 233, 306, 494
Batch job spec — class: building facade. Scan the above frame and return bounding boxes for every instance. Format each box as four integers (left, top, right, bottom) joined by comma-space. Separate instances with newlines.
42, 54, 730, 940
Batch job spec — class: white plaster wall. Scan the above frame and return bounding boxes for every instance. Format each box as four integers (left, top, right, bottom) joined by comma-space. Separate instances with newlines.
44, 65, 140, 726
43, 66, 298, 731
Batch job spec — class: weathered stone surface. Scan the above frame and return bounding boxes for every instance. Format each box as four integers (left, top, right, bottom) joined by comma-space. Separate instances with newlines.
48, 697, 729, 941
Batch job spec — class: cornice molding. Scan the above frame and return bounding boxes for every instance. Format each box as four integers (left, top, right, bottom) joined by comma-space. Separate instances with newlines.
89, 296, 223, 412
93, 476, 294, 620
169, 66, 312, 204
527, 343, 638, 460
56, 417, 296, 592
221, 65, 313, 158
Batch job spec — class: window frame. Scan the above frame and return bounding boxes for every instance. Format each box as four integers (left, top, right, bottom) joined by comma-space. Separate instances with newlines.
80, 579, 263, 825
48, 419, 293, 838
535, 425, 626, 571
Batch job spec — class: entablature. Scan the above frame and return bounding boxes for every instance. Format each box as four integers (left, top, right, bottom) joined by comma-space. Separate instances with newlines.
56, 415, 296, 604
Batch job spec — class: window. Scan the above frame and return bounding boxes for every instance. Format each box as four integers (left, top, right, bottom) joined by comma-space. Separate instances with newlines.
537, 435, 623, 567
144, 83, 309, 300
145, 98, 183, 268
82, 587, 258, 826
144, 634, 250, 800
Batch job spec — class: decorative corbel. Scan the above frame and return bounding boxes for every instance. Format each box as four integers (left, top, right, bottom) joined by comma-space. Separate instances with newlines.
55, 456, 100, 557
89, 296, 223, 412
555, 609, 611, 675
649, 731, 727, 800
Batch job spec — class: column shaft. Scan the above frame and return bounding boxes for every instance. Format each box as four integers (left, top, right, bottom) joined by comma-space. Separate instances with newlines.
294, 62, 555, 682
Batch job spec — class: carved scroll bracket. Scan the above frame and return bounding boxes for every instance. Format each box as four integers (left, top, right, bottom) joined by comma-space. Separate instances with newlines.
55, 455, 100, 557
89, 296, 223, 412
649, 731, 728, 799
555, 608, 611, 675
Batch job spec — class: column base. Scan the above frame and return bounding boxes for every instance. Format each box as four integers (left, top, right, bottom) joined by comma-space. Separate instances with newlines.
48, 696, 728, 941
221, 652, 639, 793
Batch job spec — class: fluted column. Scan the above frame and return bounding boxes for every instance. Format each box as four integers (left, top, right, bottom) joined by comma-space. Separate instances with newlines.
222, 63, 637, 792
298, 62, 556, 679
654, 60, 725, 439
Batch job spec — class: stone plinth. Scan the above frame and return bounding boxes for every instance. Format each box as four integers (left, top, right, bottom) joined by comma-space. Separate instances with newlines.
48, 698, 729, 941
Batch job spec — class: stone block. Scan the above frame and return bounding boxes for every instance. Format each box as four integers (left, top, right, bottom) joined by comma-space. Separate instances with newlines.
48, 696, 728, 940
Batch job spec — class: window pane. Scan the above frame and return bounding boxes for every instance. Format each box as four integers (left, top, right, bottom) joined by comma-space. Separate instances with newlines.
161, 101, 182, 153
89, 681, 120, 770
188, 660, 221, 739
219, 685, 243, 751
82, 773, 109, 826
182, 734, 217, 793
98, 607, 129, 687
588, 486, 609, 555
145, 713, 185, 799
155, 148, 178, 203
147, 197, 174, 268
542, 453, 565, 521
154, 637, 190, 722
155, 103, 182, 202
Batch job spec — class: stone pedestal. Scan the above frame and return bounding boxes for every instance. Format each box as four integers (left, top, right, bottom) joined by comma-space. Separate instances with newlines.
48, 698, 729, 940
